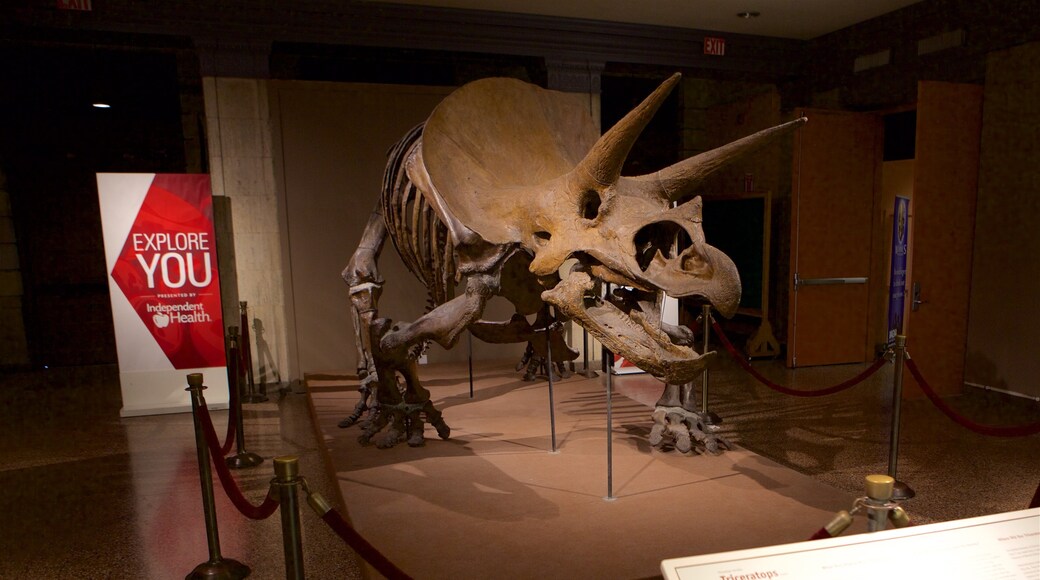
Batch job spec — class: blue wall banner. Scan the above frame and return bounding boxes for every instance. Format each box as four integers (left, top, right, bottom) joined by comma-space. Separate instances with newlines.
887, 196, 910, 346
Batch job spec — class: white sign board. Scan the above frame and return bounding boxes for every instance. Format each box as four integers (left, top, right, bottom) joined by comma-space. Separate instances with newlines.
97, 173, 228, 416
662, 508, 1039, 580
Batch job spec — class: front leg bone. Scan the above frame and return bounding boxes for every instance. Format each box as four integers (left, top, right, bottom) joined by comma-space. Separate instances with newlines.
360, 274, 498, 448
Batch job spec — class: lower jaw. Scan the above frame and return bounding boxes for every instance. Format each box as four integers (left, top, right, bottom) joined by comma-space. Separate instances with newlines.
542, 271, 709, 384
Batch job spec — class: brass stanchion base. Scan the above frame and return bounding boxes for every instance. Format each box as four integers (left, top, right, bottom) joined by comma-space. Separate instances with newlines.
187, 557, 250, 579
225, 452, 264, 469
891, 480, 916, 501
580, 367, 599, 379
241, 393, 268, 404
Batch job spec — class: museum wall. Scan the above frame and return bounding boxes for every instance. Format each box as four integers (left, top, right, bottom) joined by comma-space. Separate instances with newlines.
203, 77, 292, 385
964, 42, 1040, 399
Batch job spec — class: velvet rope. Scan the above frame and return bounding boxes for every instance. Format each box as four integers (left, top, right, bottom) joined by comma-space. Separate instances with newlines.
196, 401, 280, 520
220, 372, 238, 456
806, 527, 833, 541
320, 507, 412, 580
904, 358, 1040, 438
711, 319, 887, 397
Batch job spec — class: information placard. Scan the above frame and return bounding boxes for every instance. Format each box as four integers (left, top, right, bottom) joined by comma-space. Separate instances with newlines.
662, 508, 1039, 580
97, 173, 228, 416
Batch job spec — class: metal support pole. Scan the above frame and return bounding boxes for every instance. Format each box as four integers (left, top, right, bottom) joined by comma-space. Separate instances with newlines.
605, 350, 615, 501
273, 456, 306, 580
185, 373, 250, 580
468, 332, 474, 399
546, 327, 557, 453
700, 304, 719, 425
888, 335, 915, 500
864, 474, 894, 532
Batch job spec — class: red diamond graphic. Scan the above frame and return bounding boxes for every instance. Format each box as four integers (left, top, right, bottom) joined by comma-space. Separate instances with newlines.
110, 174, 226, 369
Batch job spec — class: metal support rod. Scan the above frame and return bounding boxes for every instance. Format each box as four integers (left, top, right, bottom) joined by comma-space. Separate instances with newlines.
274, 456, 306, 580
605, 350, 615, 500
468, 332, 474, 399
185, 374, 250, 580
701, 304, 711, 420
546, 327, 557, 453
582, 328, 589, 372
887, 336, 915, 500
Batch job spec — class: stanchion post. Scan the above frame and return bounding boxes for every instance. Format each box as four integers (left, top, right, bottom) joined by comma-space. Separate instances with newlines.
185, 373, 250, 580
273, 456, 306, 580
240, 301, 267, 403
225, 327, 264, 469
888, 336, 915, 500
227, 325, 241, 399
605, 349, 615, 501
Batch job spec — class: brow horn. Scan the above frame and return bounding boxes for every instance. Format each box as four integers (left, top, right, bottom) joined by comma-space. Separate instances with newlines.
636, 117, 808, 202
575, 73, 681, 188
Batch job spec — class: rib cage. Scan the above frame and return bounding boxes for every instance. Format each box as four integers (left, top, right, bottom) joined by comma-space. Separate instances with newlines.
381, 123, 457, 308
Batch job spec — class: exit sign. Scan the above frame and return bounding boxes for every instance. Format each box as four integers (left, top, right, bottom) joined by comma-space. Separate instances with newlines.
704, 37, 726, 56
56, 0, 92, 10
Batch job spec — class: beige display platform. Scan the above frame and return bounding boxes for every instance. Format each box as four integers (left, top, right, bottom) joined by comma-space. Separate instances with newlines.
663, 507, 1039, 579
308, 360, 871, 580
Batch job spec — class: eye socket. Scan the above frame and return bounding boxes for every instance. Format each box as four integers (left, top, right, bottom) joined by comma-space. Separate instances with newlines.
534, 231, 552, 244
580, 190, 602, 220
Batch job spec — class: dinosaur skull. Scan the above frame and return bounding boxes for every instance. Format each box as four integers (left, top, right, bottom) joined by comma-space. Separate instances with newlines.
420, 74, 805, 384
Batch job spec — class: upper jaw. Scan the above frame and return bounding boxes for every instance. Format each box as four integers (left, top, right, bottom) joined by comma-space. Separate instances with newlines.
583, 240, 742, 319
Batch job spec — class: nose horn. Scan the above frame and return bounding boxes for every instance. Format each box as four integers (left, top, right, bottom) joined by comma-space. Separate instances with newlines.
574, 73, 681, 187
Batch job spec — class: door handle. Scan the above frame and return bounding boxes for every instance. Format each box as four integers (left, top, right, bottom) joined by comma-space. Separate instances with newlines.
794, 273, 868, 288
911, 281, 926, 311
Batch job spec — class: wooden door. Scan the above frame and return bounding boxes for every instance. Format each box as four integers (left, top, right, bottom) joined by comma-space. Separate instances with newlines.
787, 109, 880, 367
905, 81, 984, 395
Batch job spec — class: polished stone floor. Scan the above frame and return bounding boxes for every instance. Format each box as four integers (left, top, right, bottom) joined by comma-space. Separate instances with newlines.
0, 365, 361, 580
1, 350, 1038, 579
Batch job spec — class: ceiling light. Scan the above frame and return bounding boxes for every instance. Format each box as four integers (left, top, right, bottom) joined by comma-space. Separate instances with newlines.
92, 102, 111, 109
737, 11, 761, 19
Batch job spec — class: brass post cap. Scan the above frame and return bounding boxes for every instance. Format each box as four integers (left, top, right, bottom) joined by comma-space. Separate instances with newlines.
895, 335, 907, 347
274, 455, 300, 480
187, 373, 205, 388
240, 301, 248, 308
865, 474, 895, 500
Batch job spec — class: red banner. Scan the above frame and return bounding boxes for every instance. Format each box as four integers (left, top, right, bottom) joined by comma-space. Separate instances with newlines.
109, 175, 225, 369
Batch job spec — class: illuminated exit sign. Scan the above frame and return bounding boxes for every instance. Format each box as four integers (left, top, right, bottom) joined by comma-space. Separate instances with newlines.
56, 0, 92, 10
704, 37, 726, 56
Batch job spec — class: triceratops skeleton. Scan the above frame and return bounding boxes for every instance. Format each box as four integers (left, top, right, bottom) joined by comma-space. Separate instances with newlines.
341, 73, 805, 451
